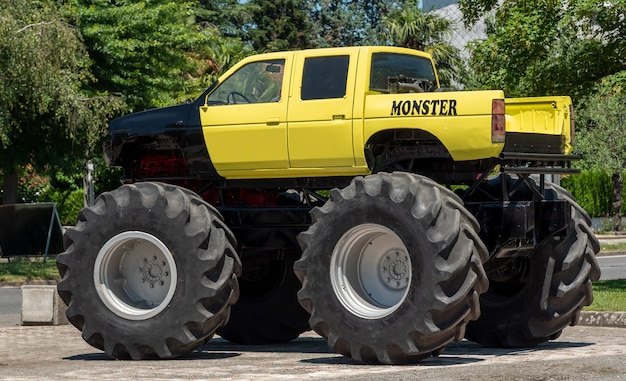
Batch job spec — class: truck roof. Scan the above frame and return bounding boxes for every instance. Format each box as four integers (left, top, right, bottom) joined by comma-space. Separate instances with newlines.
221, 46, 434, 75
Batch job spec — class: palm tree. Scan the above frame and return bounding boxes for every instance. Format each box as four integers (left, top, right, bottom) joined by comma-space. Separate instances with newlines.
382, 2, 461, 86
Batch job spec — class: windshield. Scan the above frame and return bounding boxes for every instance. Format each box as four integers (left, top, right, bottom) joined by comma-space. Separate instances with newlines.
207, 59, 285, 105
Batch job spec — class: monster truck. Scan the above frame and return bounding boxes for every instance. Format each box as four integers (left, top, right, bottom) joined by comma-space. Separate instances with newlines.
56, 46, 600, 364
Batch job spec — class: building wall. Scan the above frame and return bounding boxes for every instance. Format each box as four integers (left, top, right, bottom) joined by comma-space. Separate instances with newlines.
422, 0, 459, 11
421, 1, 487, 60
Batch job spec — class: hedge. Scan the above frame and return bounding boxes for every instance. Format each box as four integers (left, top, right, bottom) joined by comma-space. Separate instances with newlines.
560, 170, 621, 218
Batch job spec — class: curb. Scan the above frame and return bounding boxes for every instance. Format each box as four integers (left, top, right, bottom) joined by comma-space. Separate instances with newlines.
579, 311, 626, 328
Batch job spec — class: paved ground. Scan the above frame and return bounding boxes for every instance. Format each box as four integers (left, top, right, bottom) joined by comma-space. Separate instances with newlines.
0, 325, 625, 380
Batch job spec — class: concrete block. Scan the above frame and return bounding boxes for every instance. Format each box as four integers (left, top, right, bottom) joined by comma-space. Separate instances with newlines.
21, 285, 69, 326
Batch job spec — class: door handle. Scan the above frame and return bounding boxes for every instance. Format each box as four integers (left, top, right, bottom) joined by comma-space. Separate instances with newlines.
332, 114, 345, 120
266, 118, 280, 126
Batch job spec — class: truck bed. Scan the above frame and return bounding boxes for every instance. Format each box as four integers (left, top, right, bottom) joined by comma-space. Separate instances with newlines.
504, 96, 573, 155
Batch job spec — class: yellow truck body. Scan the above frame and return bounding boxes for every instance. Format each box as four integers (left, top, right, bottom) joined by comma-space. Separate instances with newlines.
199, 46, 573, 180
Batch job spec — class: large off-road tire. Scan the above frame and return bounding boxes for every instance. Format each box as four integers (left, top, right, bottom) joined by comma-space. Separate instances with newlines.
217, 248, 310, 344
56, 182, 241, 359
464, 176, 601, 347
294, 172, 489, 364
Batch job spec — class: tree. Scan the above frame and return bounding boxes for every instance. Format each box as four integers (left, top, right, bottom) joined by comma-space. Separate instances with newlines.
66, 0, 222, 111
246, 0, 312, 51
307, 0, 396, 48
194, 0, 254, 79
0, 0, 123, 205
459, 0, 626, 226
195, 0, 251, 39
459, 0, 626, 100
382, 1, 462, 85
575, 72, 626, 230
461, 0, 564, 96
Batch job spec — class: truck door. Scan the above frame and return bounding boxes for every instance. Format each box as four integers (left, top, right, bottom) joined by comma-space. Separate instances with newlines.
287, 50, 359, 168
200, 56, 291, 172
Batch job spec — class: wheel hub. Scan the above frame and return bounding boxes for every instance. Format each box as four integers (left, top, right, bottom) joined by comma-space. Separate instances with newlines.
94, 231, 178, 320
380, 251, 410, 289
330, 224, 412, 320
141, 256, 169, 286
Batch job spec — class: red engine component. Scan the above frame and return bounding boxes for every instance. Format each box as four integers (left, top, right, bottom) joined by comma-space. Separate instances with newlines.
201, 188, 279, 207
133, 151, 189, 178
134, 151, 284, 207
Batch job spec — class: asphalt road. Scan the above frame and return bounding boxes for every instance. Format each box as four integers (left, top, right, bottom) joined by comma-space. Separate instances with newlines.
597, 254, 626, 281
0, 325, 625, 380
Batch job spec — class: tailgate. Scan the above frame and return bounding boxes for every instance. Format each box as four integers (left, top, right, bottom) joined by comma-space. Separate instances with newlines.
505, 96, 573, 154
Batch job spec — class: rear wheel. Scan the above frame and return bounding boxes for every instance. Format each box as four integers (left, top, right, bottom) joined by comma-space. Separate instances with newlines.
464, 176, 601, 347
295, 172, 488, 364
56, 182, 241, 359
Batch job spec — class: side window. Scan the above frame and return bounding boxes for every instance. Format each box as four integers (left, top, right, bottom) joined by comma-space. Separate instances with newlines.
207, 59, 285, 105
301, 55, 349, 100
370, 53, 437, 93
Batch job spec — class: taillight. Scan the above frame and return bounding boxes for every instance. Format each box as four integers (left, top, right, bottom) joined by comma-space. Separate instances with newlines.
492, 99, 506, 143
569, 104, 575, 144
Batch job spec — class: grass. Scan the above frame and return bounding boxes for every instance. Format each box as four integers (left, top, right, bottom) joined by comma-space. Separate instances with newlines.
0, 257, 60, 283
584, 280, 626, 312
599, 242, 626, 252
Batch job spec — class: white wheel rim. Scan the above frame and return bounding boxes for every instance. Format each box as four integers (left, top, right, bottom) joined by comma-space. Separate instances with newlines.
94, 231, 178, 320
330, 224, 411, 319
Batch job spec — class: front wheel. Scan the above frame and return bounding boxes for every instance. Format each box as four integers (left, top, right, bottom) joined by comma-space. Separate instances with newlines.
56, 182, 241, 359
294, 172, 489, 364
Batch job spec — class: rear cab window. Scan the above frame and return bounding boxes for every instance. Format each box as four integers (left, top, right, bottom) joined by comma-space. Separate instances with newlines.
369, 53, 437, 94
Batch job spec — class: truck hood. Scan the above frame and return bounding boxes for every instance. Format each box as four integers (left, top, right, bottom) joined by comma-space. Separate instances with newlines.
104, 102, 200, 166
108, 103, 195, 134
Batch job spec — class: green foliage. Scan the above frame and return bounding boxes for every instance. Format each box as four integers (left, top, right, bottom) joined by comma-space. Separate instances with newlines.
39, 188, 84, 225
308, 0, 395, 47
382, 2, 462, 86
38, 157, 122, 224
462, 0, 563, 96
195, 0, 251, 39
461, 0, 626, 227
66, 0, 222, 111
572, 74, 626, 224
0, 0, 124, 170
0, 157, 122, 224
0, 0, 124, 204
561, 171, 614, 217
575, 90, 626, 175
458, 0, 499, 26
246, 0, 312, 52
194, 0, 254, 83
461, 0, 626, 101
